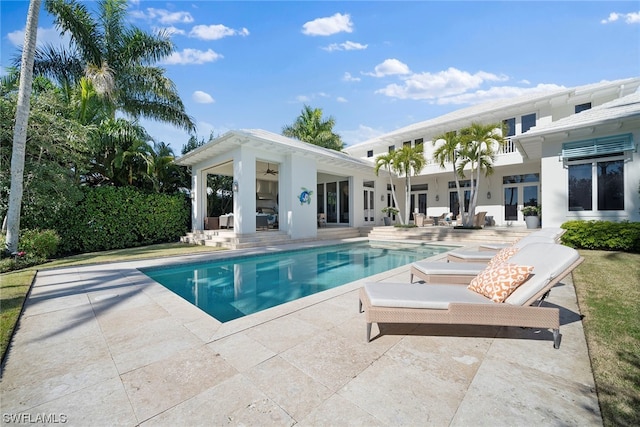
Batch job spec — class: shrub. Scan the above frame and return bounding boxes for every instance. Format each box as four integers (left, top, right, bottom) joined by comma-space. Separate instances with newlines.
561, 220, 640, 253
56, 186, 190, 255
19, 229, 60, 259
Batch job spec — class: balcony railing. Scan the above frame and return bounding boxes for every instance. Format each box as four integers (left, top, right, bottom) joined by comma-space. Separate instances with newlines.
498, 137, 517, 154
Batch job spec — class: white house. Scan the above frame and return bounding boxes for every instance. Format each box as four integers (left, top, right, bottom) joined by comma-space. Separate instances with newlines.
177, 77, 640, 239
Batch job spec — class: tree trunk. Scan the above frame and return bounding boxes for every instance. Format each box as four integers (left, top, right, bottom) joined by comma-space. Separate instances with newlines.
5, 0, 41, 253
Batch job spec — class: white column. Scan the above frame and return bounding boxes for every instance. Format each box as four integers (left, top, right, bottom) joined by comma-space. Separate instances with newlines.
233, 147, 257, 234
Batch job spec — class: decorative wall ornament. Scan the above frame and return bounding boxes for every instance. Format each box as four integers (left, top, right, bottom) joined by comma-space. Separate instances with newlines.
298, 187, 313, 205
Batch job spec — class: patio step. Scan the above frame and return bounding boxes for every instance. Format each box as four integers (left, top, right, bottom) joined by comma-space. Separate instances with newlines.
181, 226, 367, 249
367, 226, 533, 245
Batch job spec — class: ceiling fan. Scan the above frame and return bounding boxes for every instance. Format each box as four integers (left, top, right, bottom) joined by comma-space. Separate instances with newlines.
262, 163, 278, 176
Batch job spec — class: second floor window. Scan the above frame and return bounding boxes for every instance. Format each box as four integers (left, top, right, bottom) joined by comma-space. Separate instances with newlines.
367, 150, 373, 158
522, 113, 536, 133
503, 118, 516, 136
575, 102, 592, 114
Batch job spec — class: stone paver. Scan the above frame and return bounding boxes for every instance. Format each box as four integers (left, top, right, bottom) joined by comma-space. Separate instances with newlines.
0, 241, 602, 426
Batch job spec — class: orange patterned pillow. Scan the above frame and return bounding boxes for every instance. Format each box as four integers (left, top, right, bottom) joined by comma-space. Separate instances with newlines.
487, 246, 520, 267
467, 263, 534, 303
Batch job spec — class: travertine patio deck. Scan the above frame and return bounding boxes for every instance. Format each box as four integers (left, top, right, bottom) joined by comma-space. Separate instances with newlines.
0, 239, 602, 426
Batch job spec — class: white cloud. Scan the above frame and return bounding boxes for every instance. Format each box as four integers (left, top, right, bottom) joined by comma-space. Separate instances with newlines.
601, 11, 640, 24
436, 83, 566, 105
343, 72, 361, 82
189, 24, 250, 40
162, 48, 223, 65
131, 8, 194, 24
322, 41, 368, 52
302, 13, 353, 36
365, 59, 411, 77
341, 125, 386, 146
295, 95, 311, 103
7, 26, 70, 48
155, 26, 186, 36
336, 96, 348, 103
192, 90, 215, 104
375, 67, 508, 100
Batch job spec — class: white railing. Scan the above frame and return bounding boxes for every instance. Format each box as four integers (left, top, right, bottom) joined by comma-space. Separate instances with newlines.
498, 137, 517, 154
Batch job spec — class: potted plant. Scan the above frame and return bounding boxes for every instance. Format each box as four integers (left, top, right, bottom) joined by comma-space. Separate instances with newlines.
521, 205, 540, 229
381, 206, 399, 226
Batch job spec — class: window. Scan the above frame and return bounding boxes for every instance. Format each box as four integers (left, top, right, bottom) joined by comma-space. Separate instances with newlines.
568, 159, 624, 211
503, 118, 516, 136
503, 174, 539, 184
388, 145, 395, 152
403, 141, 411, 147
414, 138, 424, 147
366, 150, 373, 158
575, 102, 592, 114
521, 113, 536, 133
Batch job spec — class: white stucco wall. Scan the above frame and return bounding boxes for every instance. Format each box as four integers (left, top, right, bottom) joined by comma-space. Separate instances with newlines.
541, 128, 640, 227
283, 154, 317, 239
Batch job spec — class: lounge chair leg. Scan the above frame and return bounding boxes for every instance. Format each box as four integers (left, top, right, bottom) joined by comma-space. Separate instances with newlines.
366, 323, 372, 343
553, 329, 561, 349
359, 299, 363, 313
410, 273, 414, 283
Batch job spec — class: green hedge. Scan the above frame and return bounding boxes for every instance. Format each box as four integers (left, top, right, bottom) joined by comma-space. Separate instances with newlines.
55, 186, 190, 254
561, 220, 640, 253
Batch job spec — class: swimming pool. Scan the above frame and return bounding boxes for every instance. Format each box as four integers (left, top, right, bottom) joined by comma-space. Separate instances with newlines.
141, 241, 454, 322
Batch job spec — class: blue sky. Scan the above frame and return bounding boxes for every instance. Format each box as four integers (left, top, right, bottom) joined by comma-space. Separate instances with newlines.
2, 1, 639, 153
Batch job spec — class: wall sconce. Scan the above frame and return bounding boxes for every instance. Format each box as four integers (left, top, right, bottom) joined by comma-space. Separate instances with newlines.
380, 195, 385, 202
487, 191, 492, 199
232, 180, 239, 192
435, 195, 439, 202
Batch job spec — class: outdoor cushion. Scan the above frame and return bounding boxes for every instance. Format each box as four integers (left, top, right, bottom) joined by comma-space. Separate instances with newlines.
364, 282, 493, 310
412, 262, 486, 276
468, 263, 534, 303
505, 243, 580, 305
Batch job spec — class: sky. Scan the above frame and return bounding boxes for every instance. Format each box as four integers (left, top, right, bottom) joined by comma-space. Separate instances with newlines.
1, 1, 639, 154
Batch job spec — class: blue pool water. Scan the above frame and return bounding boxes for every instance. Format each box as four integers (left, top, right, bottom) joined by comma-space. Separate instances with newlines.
141, 241, 454, 322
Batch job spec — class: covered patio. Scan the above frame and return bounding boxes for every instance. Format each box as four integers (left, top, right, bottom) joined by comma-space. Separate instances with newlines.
175, 129, 380, 241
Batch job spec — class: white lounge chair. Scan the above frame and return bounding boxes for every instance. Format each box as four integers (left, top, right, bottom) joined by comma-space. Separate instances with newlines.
360, 243, 584, 348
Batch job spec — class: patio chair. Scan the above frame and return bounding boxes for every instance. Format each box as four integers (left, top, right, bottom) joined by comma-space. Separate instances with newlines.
438, 213, 452, 226
473, 211, 487, 228
317, 213, 327, 228
412, 239, 558, 284
359, 243, 584, 348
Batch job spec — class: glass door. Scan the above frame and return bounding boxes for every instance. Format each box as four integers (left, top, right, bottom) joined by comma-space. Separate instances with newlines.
363, 188, 375, 223
504, 186, 518, 221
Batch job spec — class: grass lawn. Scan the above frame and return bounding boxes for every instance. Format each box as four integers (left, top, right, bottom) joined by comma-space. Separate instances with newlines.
1, 245, 638, 425
572, 250, 640, 426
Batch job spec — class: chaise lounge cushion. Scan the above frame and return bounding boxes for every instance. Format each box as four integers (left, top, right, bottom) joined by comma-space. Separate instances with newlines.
504, 243, 580, 305
467, 263, 534, 303
364, 282, 494, 310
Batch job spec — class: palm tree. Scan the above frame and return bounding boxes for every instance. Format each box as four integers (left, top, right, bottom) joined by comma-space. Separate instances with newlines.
374, 152, 403, 225
456, 122, 505, 227
4, 0, 41, 253
147, 141, 186, 193
282, 105, 344, 150
35, 0, 194, 131
432, 130, 466, 224
89, 118, 152, 187
392, 144, 426, 225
